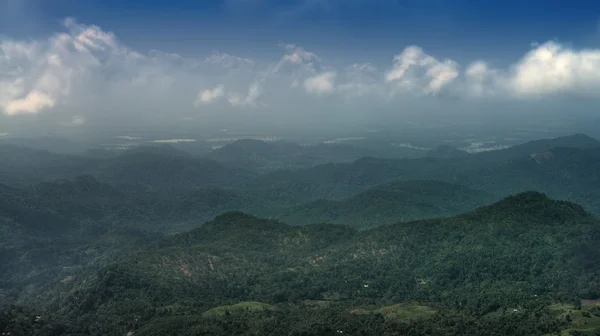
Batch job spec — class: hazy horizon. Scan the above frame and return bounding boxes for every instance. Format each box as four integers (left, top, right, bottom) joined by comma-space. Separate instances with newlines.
2, 0, 600, 138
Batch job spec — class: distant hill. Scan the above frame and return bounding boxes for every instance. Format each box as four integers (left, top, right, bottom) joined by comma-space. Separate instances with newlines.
206, 139, 375, 172
120, 144, 191, 157
246, 134, 600, 213
144, 140, 213, 156
426, 145, 470, 159
0, 144, 96, 186
89, 151, 254, 192
0, 136, 91, 154
0, 144, 255, 192
50, 192, 600, 335
474, 133, 600, 163
276, 180, 496, 228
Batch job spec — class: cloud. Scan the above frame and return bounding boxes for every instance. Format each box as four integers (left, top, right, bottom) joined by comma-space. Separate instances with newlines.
304, 71, 336, 94
4, 91, 55, 115
60, 115, 85, 127
227, 81, 263, 107
272, 43, 325, 79
508, 41, 600, 98
195, 85, 225, 105
338, 63, 386, 99
385, 46, 459, 95
464, 61, 504, 98
2, 16, 600, 125
0, 18, 139, 116
205, 52, 254, 69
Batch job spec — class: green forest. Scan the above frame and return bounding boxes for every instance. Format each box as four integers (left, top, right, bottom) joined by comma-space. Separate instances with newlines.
1, 134, 600, 335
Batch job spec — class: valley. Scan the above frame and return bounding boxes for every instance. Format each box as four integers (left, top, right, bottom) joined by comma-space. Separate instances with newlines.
1, 133, 600, 335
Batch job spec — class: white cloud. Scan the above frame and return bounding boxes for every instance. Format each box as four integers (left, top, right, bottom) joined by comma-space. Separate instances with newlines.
61, 115, 85, 127
275, 43, 320, 72
205, 52, 253, 68
0, 18, 137, 116
304, 71, 336, 94
4, 91, 55, 115
464, 61, 504, 97
338, 63, 386, 99
385, 46, 459, 95
195, 85, 225, 105
2, 17, 600, 122
228, 81, 263, 107
509, 41, 600, 98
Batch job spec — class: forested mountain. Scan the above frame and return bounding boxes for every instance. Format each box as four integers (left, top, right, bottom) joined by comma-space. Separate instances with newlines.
0, 136, 91, 154
426, 145, 470, 159
246, 135, 600, 214
205, 139, 376, 172
0, 145, 255, 192
276, 180, 495, 228
2, 134, 600, 335
473, 133, 600, 163
88, 151, 254, 192
0, 144, 96, 186
10, 192, 598, 335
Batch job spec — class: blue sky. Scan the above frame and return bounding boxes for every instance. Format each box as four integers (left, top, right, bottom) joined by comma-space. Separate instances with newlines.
4, 0, 599, 62
1, 0, 600, 129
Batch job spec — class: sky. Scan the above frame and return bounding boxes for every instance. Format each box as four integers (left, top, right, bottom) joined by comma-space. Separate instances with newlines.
1, 0, 600, 132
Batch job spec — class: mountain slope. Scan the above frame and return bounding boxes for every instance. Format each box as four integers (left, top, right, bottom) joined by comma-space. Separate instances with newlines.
206, 139, 375, 172
276, 180, 496, 228
246, 135, 600, 213
426, 145, 470, 159
472, 133, 600, 164
87, 150, 255, 192
49, 193, 600, 335
0, 144, 255, 193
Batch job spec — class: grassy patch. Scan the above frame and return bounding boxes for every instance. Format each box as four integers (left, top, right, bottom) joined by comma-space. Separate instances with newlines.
548, 303, 600, 336
374, 302, 436, 322
302, 300, 332, 308
202, 301, 274, 317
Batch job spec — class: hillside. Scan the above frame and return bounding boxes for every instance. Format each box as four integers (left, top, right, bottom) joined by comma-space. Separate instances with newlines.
25, 193, 599, 335
206, 139, 375, 172
88, 151, 255, 192
0, 179, 161, 310
0, 144, 254, 193
426, 145, 470, 159
476, 133, 600, 162
0, 144, 97, 186
246, 135, 600, 214
276, 180, 496, 228
0, 136, 92, 154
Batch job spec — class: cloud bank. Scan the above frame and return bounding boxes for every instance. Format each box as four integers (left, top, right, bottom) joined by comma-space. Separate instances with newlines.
1, 18, 600, 125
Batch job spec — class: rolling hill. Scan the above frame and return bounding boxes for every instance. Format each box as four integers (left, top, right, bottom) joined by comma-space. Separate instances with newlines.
205, 139, 376, 172
245, 134, 600, 214
31, 192, 600, 335
426, 145, 470, 159
275, 180, 496, 228
0, 144, 255, 193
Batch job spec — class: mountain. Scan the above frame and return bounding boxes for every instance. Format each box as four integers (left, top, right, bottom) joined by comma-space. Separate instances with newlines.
276, 180, 496, 228
121, 144, 191, 157
474, 133, 600, 163
426, 144, 470, 159
0, 177, 161, 311
453, 146, 600, 213
0, 144, 96, 186
0, 183, 76, 238
145, 140, 214, 156
246, 134, 600, 213
0, 136, 92, 154
88, 150, 255, 193
0, 143, 254, 193
206, 139, 375, 172
36, 193, 600, 335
